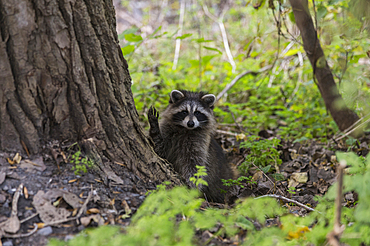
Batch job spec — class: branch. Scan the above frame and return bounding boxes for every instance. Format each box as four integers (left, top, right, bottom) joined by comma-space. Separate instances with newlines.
202, 4, 236, 73
255, 194, 316, 212
326, 160, 346, 246
216, 65, 272, 101
172, 0, 186, 70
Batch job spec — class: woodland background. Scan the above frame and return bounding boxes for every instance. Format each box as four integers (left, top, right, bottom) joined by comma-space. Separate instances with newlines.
1, 0, 370, 245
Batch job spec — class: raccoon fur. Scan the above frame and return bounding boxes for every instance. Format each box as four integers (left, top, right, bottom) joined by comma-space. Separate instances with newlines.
148, 90, 234, 203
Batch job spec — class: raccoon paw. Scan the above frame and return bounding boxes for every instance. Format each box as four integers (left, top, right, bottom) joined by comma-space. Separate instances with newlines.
148, 106, 159, 127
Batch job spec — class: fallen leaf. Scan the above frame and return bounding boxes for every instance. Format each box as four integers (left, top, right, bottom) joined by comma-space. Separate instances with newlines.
36, 222, 45, 229
291, 172, 308, 183
13, 153, 22, 164
109, 198, 115, 206
32, 190, 70, 224
19, 157, 46, 172
87, 208, 100, 214
24, 186, 29, 199
68, 179, 77, 183
62, 192, 83, 209
121, 200, 131, 215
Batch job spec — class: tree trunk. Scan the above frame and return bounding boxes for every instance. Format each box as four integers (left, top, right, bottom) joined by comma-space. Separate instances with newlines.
0, 0, 180, 185
289, 0, 362, 136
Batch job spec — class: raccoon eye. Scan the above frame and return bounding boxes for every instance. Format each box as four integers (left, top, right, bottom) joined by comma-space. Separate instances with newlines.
194, 111, 200, 116
181, 110, 188, 115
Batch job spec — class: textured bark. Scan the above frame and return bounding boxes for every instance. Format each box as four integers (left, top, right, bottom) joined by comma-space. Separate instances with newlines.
289, 0, 362, 136
0, 0, 180, 185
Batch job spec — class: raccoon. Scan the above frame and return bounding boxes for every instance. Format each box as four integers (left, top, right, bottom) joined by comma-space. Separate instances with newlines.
148, 90, 234, 203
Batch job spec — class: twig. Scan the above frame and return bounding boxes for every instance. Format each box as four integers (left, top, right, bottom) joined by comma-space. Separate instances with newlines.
202, 4, 236, 73
252, 163, 285, 196
12, 183, 23, 217
3, 224, 38, 238
216, 65, 272, 101
172, 0, 186, 70
285, 51, 304, 107
333, 113, 370, 142
20, 213, 39, 224
326, 160, 346, 245
216, 129, 239, 137
255, 194, 316, 212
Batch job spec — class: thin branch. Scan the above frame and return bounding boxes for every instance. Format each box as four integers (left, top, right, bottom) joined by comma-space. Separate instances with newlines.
3, 224, 38, 238
216, 65, 272, 101
202, 4, 236, 73
172, 0, 186, 70
326, 160, 346, 245
255, 194, 316, 212
333, 113, 370, 142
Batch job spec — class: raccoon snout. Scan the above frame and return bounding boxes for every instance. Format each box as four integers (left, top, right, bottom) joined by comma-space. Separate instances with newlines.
187, 120, 195, 128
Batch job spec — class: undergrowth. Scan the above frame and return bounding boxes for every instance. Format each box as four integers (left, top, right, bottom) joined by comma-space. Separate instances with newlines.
49, 152, 370, 245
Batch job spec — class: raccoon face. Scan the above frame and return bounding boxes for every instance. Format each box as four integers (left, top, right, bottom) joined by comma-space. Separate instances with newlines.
169, 90, 216, 130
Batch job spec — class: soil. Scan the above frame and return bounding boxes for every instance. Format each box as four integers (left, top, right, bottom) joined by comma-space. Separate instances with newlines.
1, 132, 369, 246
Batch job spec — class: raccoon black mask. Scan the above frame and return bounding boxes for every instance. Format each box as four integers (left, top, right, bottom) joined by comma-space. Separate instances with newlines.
168, 90, 216, 130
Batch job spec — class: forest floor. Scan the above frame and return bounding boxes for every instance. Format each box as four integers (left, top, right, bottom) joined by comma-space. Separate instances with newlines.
1, 131, 369, 246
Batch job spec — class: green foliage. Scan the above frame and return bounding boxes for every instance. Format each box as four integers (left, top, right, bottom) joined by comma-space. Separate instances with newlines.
49, 187, 287, 246
189, 165, 208, 188
222, 175, 256, 188
68, 144, 94, 176
239, 135, 282, 173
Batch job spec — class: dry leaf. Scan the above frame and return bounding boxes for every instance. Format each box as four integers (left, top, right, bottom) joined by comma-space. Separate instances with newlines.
7, 157, 15, 165
24, 186, 29, 199
71, 208, 78, 217
109, 198, 115, 206
87, 208, 100, 214
68, 179, 77, 183
36, 222, 45, 229
13, 153, 22, 164
121, 200, 131, 215
32, 190, 70, 224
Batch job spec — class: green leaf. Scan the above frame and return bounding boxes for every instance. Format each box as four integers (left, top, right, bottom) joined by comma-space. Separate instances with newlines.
175, 33, 192, 40
121, 45, 135, 56
124, 33, 143, 42
118, 27, 139, 39
203, 46, 222, 54
193, 37, 212, 43
261, 165, 271, 173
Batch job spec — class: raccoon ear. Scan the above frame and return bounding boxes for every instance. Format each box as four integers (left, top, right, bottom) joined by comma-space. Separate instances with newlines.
201, 94, 216, 108
170, 90, 185, 103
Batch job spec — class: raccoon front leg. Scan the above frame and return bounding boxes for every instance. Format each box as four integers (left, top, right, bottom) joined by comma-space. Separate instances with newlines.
148, 106, 166, 158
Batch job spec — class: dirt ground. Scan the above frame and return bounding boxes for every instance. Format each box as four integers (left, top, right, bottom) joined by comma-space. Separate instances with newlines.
1, 132, 369, 246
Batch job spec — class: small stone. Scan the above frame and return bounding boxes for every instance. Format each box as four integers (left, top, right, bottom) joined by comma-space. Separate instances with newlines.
65, 235, 74, 241
3, 185, 9, 191
37, 226, 53, 236
0, 194, 6, 203
63, 180, 68, 184
2, 240, 13, 246
8, 188, 16, 194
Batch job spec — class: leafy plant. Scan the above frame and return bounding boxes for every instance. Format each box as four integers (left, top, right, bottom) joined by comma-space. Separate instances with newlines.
222, 175, 256, 188
239, 135, 282, 173
189, 165, 208, 188
68, 144, 94, 176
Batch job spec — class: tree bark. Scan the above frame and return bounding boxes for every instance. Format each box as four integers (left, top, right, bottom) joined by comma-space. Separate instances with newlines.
0, 0, 180, 185
289, 0, 362, 136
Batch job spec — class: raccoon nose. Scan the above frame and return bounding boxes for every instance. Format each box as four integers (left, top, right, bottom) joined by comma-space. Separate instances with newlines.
187, 120, 195, 128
